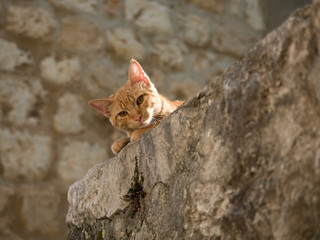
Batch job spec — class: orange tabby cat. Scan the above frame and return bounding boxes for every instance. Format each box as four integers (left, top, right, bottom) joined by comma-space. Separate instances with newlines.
89, 59, 183, 154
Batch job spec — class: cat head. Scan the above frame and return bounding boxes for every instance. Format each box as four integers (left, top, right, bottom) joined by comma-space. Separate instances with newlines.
89, 59, 162, 132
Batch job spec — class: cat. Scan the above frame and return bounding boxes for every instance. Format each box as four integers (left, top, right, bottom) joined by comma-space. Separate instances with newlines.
89, 59, 183, 154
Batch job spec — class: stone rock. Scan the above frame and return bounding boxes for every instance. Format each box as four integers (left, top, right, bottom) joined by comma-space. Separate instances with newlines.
0, 229, 23, 240
0, 182, 18, 240
104, 0, 120, 16
57, 141, 106, 185
148, 70, 165, 92
21, 184, 60, 234
58, 17, 104, 52
107, 28, 145, 60
47, 0, 97, 14
124, 0, 145, 21
194, 51, 218, 74
53, 93, 84, 134
67, 152, 136, 227
134, 2, 172, 35
189, 0, 226, 13
0, 129, 52, 181
184, 181, 228, 238
152, 40, 187, 70
40, 56, 81, 84
245, 0, 265, 31
0, 38, 32, 71
228, 0, 242, 17
84, 58, 126, 97
67, 3, 320, 240
169, 80, 202, 100
0, 183, 15, 213
182, 14, 210, 46
0, 75, 47, 126
6, 5, 55, 39
212, 54, 236, 75
193, 51, 236, 80
211, 18, 261, 57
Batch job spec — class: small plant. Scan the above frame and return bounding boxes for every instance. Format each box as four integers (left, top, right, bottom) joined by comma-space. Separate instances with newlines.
121, 157, 145, 218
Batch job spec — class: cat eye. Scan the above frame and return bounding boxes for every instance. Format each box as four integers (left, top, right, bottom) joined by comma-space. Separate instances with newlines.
118, 111, 128, 117
136, 95, 144, 105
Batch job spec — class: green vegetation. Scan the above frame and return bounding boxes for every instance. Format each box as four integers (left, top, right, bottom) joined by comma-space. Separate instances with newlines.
121, 157, 145, 218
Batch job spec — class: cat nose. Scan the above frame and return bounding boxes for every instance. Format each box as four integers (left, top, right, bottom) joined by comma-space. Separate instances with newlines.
135, 115, 142, 122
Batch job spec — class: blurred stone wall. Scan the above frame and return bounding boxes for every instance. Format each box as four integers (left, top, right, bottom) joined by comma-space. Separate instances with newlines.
0, 0, 310, 239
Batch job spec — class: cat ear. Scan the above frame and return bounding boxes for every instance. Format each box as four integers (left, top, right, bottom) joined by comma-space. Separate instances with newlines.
128, 59, 151, 86
88, 98, 112, 118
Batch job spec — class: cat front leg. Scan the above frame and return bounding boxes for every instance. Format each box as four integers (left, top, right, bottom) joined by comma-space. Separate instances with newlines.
130, 127, 154, 142
111, 137, 130, 154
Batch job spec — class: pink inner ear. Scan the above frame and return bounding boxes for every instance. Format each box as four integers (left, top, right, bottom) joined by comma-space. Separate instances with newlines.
129, 59, 150, 86
88, 98, 111, 117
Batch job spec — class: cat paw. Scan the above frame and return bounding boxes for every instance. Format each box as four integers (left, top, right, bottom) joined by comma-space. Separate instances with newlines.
130, 128, 151, 142
130, 131, 143, 142
111, 137, 130, 155
130, 133, 139, 142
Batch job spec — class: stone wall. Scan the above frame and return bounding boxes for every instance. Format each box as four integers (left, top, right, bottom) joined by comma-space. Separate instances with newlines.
0, 0, 311, 240
67, 2, 320, 239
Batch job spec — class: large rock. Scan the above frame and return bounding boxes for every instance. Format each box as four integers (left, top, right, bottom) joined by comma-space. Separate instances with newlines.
67, 2, 320, 240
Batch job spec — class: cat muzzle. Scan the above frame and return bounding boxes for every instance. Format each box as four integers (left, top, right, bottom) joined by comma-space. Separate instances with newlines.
135, 115, 142, 122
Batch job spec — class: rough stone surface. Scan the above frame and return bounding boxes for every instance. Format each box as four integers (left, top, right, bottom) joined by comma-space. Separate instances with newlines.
134, 2, 172, 35
0, 38, 32, 71
229, 0, 242, 17
67, 154, 135, 227
0, 75, 47, 126
40, 56, 81, 84
152, 40, 187, 70
21, 184, 60, 234
194, 52, 236, 80
182, 14, 210, 46
53, 93, 84, 134
84, 58, 126, 97
0, 130, 52, 181
189, 0, 227, 13
0, 0, 310, 239
124, 0, 145, 21
104, 0, 120, 16
6, 5, 55, 39
107, 28, 145, 60
58, 17, 104, 51
67, 3, 320, 240
169, 80, 202, 100
48, 0, 98, 14
245, 0, 265, 31
57, 141, 106, 185
212, 19, 261, 57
